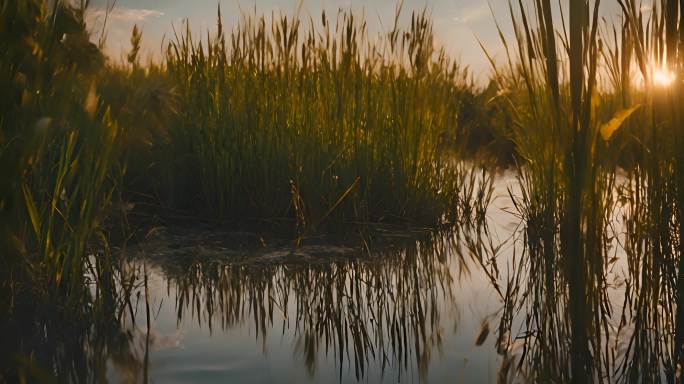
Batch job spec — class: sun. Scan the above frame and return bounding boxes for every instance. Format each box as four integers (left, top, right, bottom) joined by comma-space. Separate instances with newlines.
652, 66, 676, 87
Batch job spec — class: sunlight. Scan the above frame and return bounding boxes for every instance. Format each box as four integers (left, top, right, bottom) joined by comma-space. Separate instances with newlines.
652, 66, 676, 87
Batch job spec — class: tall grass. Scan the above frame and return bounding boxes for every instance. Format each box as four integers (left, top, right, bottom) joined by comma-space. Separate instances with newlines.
613, 1, 684, 380
488, 1, 635, 381
0, 1, 136, 380
487, 0, 684, 381
0, 0, 123, 302
159, 6, 479, 233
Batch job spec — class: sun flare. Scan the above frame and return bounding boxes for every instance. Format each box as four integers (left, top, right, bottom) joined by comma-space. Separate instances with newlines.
652, 66, 676, 87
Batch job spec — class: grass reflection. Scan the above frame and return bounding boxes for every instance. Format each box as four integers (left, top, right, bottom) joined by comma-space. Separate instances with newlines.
146, 229, 490, 381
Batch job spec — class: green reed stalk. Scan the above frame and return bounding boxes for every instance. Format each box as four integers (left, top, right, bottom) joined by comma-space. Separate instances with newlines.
0, 0, 122, 307
605, 1, 684, 381
159, 7, 478, 233
487, 1, 629, 381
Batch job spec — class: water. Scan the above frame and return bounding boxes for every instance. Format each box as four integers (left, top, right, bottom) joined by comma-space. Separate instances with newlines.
11, 171, 655, 383
101, 173, 521, 383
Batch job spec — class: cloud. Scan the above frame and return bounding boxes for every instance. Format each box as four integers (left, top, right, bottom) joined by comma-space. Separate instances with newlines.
87, 7, 165, 24
452, 4, 489, 25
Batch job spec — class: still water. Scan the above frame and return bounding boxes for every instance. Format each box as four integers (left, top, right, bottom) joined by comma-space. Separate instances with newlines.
12, 171, 656, 383
104, 173, 520, 383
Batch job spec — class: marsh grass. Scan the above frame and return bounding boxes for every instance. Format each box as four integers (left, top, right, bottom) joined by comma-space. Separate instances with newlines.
486, 1, 635, 381
158, 6, 481, 234
611, 1, 684, 381
485, 0, 684, 382
0, 1, 141, 380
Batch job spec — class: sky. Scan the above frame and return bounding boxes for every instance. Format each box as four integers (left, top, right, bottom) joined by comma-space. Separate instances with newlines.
86, 0, 626, 79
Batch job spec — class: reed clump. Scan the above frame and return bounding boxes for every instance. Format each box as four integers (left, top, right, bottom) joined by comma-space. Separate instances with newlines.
489, 1, 634, 381
611, 1, 684, 381
0, 0, 122, 304
490, 0, 684, 382
156, 7, 479, 233
0, 1, 140, 381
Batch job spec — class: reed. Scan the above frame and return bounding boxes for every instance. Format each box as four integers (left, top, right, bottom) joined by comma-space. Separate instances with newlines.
487, 1, 636, 381
158, 6, 479, 233
614, 1, 684, 380
0, 0, 124, 302
0, 2, 136, 379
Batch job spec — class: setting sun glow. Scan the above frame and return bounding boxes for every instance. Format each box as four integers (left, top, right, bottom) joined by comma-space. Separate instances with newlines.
652, 67, 676, 87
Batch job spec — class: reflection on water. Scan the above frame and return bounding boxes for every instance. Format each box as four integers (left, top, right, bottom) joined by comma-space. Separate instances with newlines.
119, 223, 504, 383
5, 172, 683, 382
